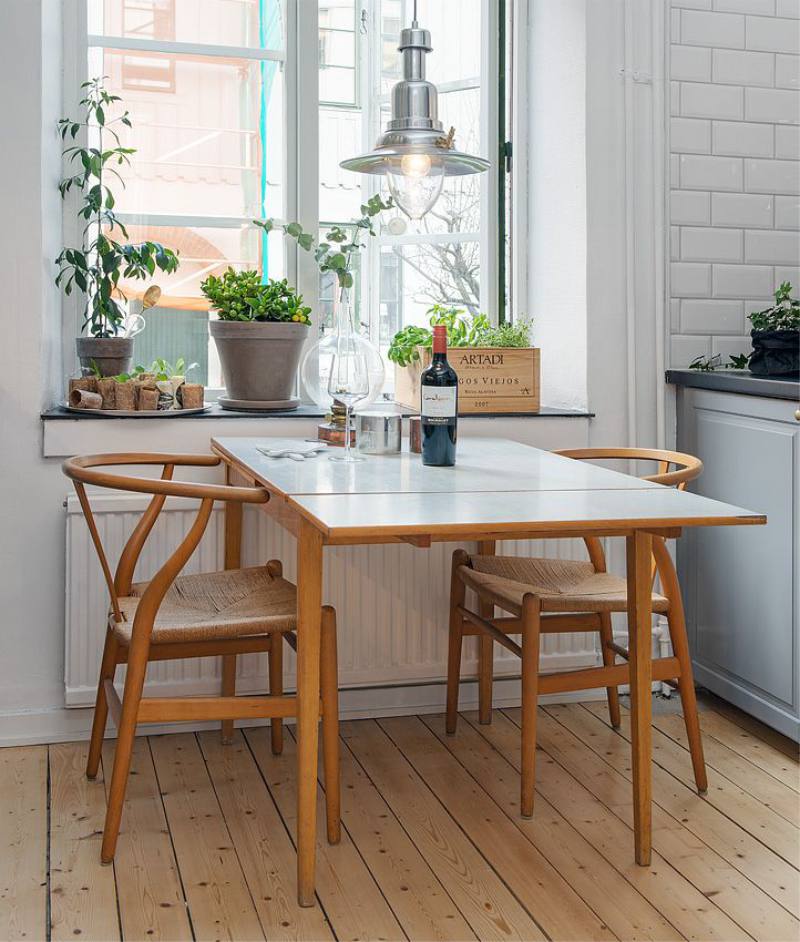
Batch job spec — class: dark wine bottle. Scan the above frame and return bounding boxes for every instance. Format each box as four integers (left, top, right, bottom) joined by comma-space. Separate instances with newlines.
420, 325, 458, 466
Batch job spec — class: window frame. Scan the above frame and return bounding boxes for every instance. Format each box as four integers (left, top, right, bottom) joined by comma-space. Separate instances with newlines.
62, 0, 515, 403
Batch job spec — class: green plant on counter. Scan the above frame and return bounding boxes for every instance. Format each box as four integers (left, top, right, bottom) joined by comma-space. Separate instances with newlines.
689, 352, 751, 372
200, 269, 312, 325
55, 77, 179, 337
107, 357, 198, 382
253, 194, 393, 290
387, 305, 533, 366
749, 282, 800, 332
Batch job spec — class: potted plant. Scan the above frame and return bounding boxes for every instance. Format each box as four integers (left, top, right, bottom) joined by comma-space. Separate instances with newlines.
201, 269, 312, 406
56, 77, 179, 377
748, 282, 799, 377
389, 305, 540, 414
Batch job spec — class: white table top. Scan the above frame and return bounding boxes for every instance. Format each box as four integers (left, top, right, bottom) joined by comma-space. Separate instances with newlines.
287, 487, 765, 540
211, 435, 765, 541
212, 437, 663, 496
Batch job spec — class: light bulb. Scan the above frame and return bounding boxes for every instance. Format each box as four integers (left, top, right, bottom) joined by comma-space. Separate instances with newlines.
386, 154, 445, 220
400, 153, 432, 178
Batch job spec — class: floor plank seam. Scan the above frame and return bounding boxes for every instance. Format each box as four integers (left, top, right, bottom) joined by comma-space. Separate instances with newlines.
146, 737, 197, 942
375, 717, 560, 942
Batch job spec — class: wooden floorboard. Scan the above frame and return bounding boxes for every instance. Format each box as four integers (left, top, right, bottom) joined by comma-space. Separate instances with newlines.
464, 709, 751, 942
49, 741, 120, 942
100, 738, 192, 942
549, 703, 799, 917
149, 732, 266, 942
0, 745, 48, 942
505, 706, 798, 942
245, 725, 407, 942
2, 697, 798, 941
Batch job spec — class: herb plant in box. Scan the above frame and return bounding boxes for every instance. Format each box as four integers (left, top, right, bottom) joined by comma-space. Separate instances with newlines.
56, 78, 179, 377
201, 268, 312, 409
389, 306, 540, 414
748, 282, 799, 377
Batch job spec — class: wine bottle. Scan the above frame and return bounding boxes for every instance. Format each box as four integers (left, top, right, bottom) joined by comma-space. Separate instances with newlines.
420, 325, 458, 466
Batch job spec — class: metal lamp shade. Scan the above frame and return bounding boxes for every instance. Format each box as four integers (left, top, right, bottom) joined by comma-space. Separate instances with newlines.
339, 25, 490, 180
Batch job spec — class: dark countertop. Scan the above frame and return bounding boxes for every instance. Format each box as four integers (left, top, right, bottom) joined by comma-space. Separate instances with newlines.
666, 369, 800, 402
42, 403, 594, 420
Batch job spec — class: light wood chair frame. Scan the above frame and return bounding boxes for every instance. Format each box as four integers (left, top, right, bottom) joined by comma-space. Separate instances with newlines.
63, 453, 341, 864
445, 448, 707, 817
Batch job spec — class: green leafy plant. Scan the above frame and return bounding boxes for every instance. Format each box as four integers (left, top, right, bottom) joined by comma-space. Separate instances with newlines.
200, 268, 311, 324
387, 305, 533, 366
749, 282, 800, 332
111, 358, 198, 382
253, 194, 393, 290
689, 352, 751, 371
55, 77, 180, 338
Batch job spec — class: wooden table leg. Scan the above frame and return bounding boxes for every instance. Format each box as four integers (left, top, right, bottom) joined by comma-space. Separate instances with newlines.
626, 529, 653, 866
296, 519, 324, 907
221, 466, 243, 743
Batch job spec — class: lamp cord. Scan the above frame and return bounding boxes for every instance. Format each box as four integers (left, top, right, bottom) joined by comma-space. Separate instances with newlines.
412, 0, 418, 27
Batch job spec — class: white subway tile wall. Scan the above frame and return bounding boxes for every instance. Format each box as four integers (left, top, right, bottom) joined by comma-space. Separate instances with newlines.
670, 2, 800, 364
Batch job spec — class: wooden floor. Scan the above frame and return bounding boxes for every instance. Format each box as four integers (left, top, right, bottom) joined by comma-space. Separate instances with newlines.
2, 694, 798, 942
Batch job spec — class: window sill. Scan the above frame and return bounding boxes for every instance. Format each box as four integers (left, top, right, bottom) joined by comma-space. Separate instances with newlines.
42, 403, 593, 421
41, 404, 594, 458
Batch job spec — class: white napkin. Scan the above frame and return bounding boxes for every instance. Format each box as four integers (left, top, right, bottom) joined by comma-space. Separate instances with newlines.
257, 440, 328, 462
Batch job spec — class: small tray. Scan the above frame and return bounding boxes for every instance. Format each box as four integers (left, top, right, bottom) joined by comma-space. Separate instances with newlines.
63, 404, 210, 418
218, 396, 300, 412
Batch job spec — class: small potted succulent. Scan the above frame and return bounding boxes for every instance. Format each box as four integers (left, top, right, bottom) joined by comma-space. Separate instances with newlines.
201, 268, 311, 407
56, 78, 179, 377
748, 282, 799, 377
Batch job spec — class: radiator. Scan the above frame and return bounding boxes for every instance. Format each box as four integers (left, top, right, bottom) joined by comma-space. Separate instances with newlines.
64, 494, 601, 709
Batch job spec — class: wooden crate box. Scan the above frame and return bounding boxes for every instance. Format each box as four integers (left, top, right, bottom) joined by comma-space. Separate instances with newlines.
394, 346, 540, 414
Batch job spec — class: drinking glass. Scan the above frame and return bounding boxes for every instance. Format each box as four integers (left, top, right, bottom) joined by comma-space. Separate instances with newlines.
327, 352, 369, 462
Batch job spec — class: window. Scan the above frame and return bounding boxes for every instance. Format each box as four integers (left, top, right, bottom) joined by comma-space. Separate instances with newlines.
75, 0, 505, 396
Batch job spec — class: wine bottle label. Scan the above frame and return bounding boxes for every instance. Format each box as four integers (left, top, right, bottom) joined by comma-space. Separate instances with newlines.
421, 386, 457, 420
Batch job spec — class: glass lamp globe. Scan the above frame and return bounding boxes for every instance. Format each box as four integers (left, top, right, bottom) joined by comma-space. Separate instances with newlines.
300, 290, 385, 411
386, 154, 445, 220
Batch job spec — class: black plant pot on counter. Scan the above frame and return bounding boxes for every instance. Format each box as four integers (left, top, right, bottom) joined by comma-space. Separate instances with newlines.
748, 329, 800, 377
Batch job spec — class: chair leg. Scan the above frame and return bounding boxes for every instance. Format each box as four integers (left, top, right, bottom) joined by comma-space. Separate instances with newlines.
446, 550, 469, 735
668, 606, 708, 793
320, 606, 340, 845
520, 593, 541, 818
269, 634, 284, 755
87, 628, 119, 780
220, 655, 237, 744
598, 612, 622, 729
477, 612, 494, 725
101, 632, 150, 863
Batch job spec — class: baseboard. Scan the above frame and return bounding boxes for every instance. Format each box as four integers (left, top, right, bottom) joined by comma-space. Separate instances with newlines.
0, 675, 609, 747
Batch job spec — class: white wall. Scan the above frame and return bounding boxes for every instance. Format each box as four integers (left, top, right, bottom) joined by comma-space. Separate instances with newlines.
668, 0, 800, 367
0, 0, 667, 745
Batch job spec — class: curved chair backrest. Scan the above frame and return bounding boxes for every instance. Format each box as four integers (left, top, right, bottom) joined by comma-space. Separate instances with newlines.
554, 447, 702, 490
63, 453, 269, 627
553, 447, 703, 582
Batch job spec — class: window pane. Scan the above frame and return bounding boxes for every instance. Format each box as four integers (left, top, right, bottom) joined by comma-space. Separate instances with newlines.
319, 0, 356, 106
112, 223, 285, 387
90, 48, 285, 219
89, 0, 286, 51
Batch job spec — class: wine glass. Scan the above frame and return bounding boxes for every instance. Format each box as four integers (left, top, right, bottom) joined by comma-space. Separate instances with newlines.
327, 351, 369, 463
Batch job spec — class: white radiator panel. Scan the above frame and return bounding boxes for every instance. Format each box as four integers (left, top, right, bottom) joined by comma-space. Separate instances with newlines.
64, 495, 600, 707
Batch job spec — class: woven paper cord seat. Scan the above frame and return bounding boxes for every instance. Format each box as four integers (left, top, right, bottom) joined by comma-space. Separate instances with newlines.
459, 554, 670, 615
115, 566, 297, 644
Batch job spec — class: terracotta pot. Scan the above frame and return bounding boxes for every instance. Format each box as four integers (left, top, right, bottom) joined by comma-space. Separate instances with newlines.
76, 336, 134, 377
209, 320, 309, 405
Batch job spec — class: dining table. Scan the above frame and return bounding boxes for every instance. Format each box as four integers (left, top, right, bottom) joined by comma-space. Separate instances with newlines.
210, 435, 766, 906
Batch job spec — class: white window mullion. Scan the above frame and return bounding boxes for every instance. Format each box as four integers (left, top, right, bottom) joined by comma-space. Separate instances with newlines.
86, 34, 286, 63
480, 0, 499, 322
